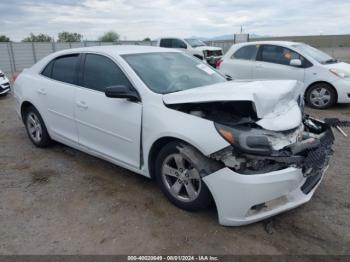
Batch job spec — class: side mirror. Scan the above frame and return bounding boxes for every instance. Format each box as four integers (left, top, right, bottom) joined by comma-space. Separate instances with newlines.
290, 59, 302, 67
105, 85, 140, 102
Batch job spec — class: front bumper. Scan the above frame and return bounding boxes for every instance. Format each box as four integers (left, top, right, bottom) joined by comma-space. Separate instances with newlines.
204, 119, 334, 226
205, 55, 222, 66
332, 78, 350, 103
0, 78, 11, 95
203, 166, 327, 226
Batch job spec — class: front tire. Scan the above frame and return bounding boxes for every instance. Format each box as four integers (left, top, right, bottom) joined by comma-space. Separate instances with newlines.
24, 106, 52, 147
306, 83, 336, 109
155, 141, 212, 211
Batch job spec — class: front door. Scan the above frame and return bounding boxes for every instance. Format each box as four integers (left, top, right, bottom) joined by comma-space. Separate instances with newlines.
254, 45, 305, 82
75, 53, 142, 168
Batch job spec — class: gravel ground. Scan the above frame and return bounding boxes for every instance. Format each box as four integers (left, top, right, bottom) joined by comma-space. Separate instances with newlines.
0, 93, 349, 255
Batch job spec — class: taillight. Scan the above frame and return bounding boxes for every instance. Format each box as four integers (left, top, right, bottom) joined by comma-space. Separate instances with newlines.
12, 73, 18, 82
215, 59, 223, 69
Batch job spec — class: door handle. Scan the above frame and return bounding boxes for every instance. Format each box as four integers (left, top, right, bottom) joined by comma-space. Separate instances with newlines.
77, 101, 88, 109
37, 88, 46, 95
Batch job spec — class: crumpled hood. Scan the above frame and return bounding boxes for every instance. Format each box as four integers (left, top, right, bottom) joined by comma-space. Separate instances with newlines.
163, 80, 304, 131
194, 46, 222, 52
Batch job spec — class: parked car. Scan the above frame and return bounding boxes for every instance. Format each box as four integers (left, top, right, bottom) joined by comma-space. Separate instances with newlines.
14, 46, 334, 226
0, 70, 10, 96
157, 37, 223, 66
217, 41, 350, 109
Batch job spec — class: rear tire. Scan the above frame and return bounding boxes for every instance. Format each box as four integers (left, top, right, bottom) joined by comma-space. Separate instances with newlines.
24, 106, 52, 148
155, 141, 212, 211
306, 83, 336, 109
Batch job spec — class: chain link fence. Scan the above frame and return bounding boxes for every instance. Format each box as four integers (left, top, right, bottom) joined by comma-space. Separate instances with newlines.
1, 35, 350, 78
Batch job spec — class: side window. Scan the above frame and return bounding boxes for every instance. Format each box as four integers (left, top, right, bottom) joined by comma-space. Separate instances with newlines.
41, 60, 54, 78
232, 45, 258, 60
82, 54, 132, 92
258, 45, 306, 66
51, 55, 79, 84
172, 39, 187, 49
160, 39, 173, 48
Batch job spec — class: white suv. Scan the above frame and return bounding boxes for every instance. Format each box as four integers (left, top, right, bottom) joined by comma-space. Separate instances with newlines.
217, 41, 350, 109
157, 37, 223, 66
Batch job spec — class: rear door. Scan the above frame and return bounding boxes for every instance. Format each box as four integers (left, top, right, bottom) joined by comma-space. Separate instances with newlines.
220, 44, 258, 79
75, 53, 142, 168
40, 54, 80, 145
254, 45, 305, 81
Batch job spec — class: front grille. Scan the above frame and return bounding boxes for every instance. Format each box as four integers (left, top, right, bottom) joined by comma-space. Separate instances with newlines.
301, 172, 323, 194
206, 50, 223, 57
0, 82, 10, 90
300, 127, 334, 194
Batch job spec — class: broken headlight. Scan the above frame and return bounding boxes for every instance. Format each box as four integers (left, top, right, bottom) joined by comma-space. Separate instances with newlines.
215, 123, 272, 155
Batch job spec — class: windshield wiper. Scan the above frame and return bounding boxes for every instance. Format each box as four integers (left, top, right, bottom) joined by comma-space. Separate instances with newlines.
323, 59, 338, 64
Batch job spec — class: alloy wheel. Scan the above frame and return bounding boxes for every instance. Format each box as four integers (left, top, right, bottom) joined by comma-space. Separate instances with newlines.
26, 112, 43, 143
310, 87, 331, 107
161, 153, 201, 202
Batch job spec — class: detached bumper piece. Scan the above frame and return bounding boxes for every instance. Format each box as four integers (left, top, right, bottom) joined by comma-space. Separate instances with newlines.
301, 126, 334, 194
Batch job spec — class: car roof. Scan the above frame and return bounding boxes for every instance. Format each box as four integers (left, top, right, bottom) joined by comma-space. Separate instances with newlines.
237, 40, 303, 47
52, 45, 179, 56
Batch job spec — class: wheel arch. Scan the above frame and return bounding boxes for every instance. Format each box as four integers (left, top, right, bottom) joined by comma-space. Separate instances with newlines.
148, 136, 198, 179
20, 101, 36, 123
305, 81, 338, 103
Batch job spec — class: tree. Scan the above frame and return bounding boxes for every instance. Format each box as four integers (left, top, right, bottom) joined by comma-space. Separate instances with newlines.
143, 37, 151, 41
0, 35, 10, 42
98, 31, 120, 42
58, 32, 83, 42
22, 33, 52, 42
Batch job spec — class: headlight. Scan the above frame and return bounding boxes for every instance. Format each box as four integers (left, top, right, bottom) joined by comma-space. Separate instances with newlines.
215, 123, 272, 155
329, 68, 350, 79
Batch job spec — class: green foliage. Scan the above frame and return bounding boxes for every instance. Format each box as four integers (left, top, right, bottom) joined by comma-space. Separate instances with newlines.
0, 35, 10, 42
143, 37, 151, 41
22, 33, 52, 42
58, 32, 83, 42
98, 31, 120, 42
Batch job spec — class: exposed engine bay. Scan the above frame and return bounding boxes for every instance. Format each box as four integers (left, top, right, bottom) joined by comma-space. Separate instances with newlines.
168, 101, 334, 179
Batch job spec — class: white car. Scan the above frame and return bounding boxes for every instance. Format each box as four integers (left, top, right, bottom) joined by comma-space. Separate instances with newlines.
217, 41, 350, 109
13, 46, 334, 226
157, 37, 223, 66
0, 70, 10, 95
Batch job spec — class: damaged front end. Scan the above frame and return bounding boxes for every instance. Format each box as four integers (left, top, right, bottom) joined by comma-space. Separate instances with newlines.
164, 80, 336, 225
212, 116, 334, 186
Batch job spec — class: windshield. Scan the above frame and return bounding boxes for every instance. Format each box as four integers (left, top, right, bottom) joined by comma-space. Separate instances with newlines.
293, 44, 337, 64
122, 52, 226, 94
185, 39, 206, 48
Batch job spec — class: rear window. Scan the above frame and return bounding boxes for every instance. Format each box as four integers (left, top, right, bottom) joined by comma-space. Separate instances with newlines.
51, 55, 79, 84
160, 39, 173, 48
232, 45, 258, 60
41, 61, 54, 78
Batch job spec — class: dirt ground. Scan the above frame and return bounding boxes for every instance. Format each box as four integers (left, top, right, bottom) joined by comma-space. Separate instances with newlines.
0, 93, 349, 255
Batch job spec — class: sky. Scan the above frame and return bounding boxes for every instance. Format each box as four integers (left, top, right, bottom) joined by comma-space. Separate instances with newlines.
1, 0, 350, 41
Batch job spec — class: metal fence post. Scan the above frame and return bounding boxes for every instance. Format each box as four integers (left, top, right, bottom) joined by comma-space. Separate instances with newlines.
32, 42, 37, 63
8, 42, 16, 74
6, 42, 14, 76
52, 41, 56, 52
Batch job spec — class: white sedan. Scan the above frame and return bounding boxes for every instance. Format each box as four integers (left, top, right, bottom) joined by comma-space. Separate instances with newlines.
217, 41, 350, 109
13, 46, 334, 226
